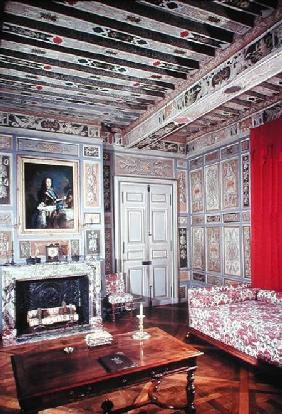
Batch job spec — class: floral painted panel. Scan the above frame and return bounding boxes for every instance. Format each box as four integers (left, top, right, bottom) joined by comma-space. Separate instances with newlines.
83, 161, 100, 208
85, 230, 100, 256
242, 154, 250, 208
0, 154, 11, 205
207, 227, 221, 273
178, 228, 188, 269
192, 227, 205, 270
190, 169, 204, 213
177, 170, 188, 213
222, 158, 239, 209
0, 230, 12, 264
103, 164, 111, 213
224, 227, 241, 276
205, 163, 220, 211
105, 227, 113, 274
243, 226, 251, 278
0, 135, 12, 150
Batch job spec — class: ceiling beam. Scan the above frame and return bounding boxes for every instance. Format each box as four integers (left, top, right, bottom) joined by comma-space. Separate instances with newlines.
1, 32, 187, 80
251, 0, 278, 9
159, 0, 255, 27
3, 13, 200, 69
0, 47, 175, 90
94, 0, 234, 43
19, 0, 215, 57
213, 0, 266, 16
0, 63, 166, 97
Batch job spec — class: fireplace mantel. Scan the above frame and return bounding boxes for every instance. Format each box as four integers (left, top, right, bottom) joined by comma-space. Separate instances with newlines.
1, 261, 102, 346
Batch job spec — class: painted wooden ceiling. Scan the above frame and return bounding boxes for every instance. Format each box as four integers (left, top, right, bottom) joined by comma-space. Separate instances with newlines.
0, 0, 281, 152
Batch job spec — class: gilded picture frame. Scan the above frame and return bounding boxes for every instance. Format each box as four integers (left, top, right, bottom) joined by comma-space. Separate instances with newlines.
18, 156, 79, 234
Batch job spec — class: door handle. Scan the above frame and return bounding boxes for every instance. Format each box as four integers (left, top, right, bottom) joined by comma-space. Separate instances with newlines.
142, 260, 152, 265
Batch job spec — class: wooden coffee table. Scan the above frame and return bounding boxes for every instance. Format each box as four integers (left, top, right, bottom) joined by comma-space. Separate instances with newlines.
11, 327, 203, 413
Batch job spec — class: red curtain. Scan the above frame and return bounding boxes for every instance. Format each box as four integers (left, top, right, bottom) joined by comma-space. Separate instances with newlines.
250, 117, 282, 291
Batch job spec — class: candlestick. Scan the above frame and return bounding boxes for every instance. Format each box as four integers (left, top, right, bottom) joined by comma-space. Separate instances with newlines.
132, 303, 151, 340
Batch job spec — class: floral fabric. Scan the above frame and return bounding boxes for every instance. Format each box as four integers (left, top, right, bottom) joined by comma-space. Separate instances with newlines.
188, 286, 282, 367
257, 289, 282, 304
105, 273, 134, 305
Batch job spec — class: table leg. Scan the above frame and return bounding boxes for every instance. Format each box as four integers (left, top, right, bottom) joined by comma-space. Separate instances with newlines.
101, 399, 114, 413
185, 368, 196, 414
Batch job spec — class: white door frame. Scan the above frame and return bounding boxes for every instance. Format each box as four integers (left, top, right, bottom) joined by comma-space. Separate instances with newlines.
114, 176, 178, 303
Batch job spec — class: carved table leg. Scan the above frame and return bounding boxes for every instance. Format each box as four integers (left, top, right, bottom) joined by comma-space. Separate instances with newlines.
101, 399, 114, 414
185, 368, 196, 414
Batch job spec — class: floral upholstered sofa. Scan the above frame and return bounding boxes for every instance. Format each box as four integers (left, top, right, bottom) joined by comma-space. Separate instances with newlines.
188, 284, 282, 367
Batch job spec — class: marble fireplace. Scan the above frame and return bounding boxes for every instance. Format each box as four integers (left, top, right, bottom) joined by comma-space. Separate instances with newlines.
1, 261, 102, 346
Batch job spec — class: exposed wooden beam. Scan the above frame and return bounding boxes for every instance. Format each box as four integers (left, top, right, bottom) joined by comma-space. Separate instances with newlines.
94, 0, 234, 43
0, 48, 175, 91
251, 0, 278, 9
19, 0, 215, 57
162, 0, 255, 27
229, 97, 253, 107
260, 80, 281, 92
213, 0, 266, 16
1, 32, 187, 80
0, 61, 166, 97
3, 13, 200, 70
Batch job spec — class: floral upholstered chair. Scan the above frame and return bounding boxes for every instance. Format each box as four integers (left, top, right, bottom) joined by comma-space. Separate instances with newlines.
105, 273, 134, 322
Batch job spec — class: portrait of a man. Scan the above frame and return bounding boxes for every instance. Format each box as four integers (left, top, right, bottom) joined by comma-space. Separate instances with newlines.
19, 157, 79, 234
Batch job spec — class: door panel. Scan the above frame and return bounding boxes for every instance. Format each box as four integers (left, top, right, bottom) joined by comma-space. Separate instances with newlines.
118, 180, 174, 306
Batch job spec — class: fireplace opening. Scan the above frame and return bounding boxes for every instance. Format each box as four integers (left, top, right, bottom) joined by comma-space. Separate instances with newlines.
16, 275, 89, 337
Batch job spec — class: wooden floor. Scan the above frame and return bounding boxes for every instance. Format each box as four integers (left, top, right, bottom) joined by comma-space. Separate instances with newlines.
0, 303, 281, 414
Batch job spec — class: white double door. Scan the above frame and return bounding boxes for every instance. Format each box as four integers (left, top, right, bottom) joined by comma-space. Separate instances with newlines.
115, 177, 177, 306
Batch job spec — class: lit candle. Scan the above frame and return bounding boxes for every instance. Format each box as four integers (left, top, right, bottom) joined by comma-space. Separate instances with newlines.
139, 302, 143, 317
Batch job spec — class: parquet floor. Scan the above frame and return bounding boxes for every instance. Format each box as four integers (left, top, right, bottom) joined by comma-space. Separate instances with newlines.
0, 304, 281, 414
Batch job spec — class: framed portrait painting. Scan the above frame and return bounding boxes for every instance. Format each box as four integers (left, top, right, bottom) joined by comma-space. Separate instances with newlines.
18, 157, 79, 234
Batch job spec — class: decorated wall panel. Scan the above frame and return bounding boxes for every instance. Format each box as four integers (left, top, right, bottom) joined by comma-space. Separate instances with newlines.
188, 138, 250, 286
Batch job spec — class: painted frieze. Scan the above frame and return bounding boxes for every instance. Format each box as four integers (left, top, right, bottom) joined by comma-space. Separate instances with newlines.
192, 227, 205, 271
83, 161, 100, 208
178, 228, 188, 269
205, 163, 220, 211
0, 112, 100, 137
17, 137, 79, 156
222, 158, 239, 209
242, 154, 250, 208
243, 226, 251, 278
206, 227, 221, 273
115, 155, 174, 178
224, 227, 241, 276
177, 170, 188, 213
190, 168, 204, 213
176, 159, 188, 169
221, 143, 239, 159
0, 154, 11, 205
